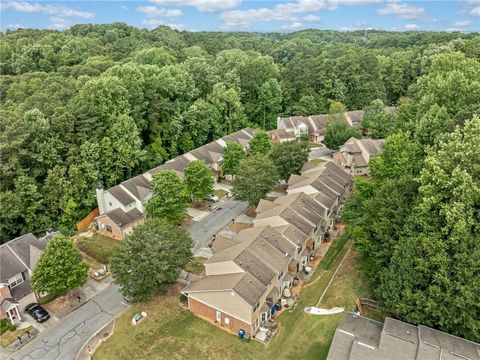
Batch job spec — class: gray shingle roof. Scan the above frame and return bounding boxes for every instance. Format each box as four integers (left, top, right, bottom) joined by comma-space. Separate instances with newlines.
327, 313, 480, 360
108, 185, 135, 206
121, 175, 151, 202
104, 208, 143, 228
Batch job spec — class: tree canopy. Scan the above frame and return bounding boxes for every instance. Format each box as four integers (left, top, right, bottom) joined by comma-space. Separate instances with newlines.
233, 154, 278, 207
268, 140, 309, 181
110, 218, 193, 303
31, 236, 89, 296
184, 160, 214, 201
1, 25, 478, 244
146, 170, 188, 223
222, 141, 245, 176
344, 52, 480, 342
248, 130, 272, 155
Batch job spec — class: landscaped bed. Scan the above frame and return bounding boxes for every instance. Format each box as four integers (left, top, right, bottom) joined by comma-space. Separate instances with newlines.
95, 235, 372, 360
76, 233, 122, 264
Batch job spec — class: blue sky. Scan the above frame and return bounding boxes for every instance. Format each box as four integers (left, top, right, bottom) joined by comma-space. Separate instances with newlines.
1, 0, 479, 32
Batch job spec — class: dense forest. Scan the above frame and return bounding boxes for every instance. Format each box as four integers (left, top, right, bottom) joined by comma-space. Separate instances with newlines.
345, 51, 480, 341
1, 24, 479, 242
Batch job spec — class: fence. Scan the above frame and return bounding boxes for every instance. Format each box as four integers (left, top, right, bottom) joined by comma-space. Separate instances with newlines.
76, 208, 99, 231
356, 298, 380, 315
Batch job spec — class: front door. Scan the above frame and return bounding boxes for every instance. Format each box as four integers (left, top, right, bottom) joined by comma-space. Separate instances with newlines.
215, 310, 221, 323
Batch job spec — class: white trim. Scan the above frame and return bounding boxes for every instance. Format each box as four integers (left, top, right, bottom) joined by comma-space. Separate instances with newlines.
338, 329, 354, 336
7, 244, 31, 273
188, 296, 252, 325
357, 341, 376, 350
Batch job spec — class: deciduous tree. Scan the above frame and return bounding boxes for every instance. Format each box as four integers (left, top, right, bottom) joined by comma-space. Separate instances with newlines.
110, 218, 192, 303
222, 141, 244, 176
269, 141, 309, 181
31, 236, 89, 296
233, 155, 277, 207
184, 160, 214, 201
146, 170, 188, 223
248, 130, 271, 155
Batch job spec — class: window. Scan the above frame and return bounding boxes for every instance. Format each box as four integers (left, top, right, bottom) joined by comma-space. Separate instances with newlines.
109, 202, 112, 206
261, 312, 267, 322
8, 273, 24, 288
277, 269, 284, 280
105, 225, 113, 233
224, 317, 230, 325
356, 168, 363, 174
253, 302, 259, 312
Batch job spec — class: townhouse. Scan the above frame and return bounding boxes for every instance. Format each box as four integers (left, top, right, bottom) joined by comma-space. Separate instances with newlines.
0, 231, 56, 324
332, 137, 384, 176
327, 312, 480, 360
275, 107, 396, 143
95, 128, 255, 239
182, 161, 352, 341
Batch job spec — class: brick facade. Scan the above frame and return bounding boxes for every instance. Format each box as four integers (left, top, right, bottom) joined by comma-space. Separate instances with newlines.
96, 215, 124, 239
188, 297, 252, 334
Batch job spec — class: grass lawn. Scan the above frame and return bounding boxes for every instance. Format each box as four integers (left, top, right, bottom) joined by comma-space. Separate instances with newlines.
213, 189, 229, 199
0, 325, 33, 348
95, 237, 371, 360
185, 257, 206, 274
76, 232, 122, 265
309, 143, 324, 148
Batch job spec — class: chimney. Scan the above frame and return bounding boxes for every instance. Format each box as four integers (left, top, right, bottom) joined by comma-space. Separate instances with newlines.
96, 186, 106, 215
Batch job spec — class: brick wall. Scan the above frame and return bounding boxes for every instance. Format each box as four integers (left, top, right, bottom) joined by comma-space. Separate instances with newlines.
96, 215, 123, 240
188, 297, 252, 334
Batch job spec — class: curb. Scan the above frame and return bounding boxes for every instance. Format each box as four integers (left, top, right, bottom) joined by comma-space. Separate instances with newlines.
75, 319, 115, 360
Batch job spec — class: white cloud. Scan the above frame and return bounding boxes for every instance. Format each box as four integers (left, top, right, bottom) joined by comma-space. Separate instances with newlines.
282, 21, 305, 30
0, 1, 94, 18
150, 0, 242, 12
5, 23, 23, 29
138, 6, 182, 18
378, 2, 426, 19
49, 16, 71, 30
404, 23, 419, 30
452, 20, 471, 28
338, 20, 372, 31
303, 14, 321, 22
120, 5, 129, 10
141, 18, 165, 28
470, 6, 480, 16
167, 23, 188, 31
220, 0, 328, 30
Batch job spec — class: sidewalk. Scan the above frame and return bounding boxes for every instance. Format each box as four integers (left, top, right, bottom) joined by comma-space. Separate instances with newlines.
76, 320, 115, 360
44, 276, 112, 319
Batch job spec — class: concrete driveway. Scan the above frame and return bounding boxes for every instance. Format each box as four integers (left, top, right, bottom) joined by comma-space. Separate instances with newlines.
309, 147, 334, 160
8, 285, 128, 360
189, 197, 248, 254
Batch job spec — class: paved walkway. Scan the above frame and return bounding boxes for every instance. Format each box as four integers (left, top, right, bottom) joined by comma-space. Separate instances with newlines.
8, 285, 128, 360
190, 197, 248, 254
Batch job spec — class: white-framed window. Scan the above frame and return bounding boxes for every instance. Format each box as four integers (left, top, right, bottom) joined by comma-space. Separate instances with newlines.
224, 317, 230, 325
8, 273, 24, 288
105, 225, 113, 233
261, 312, 267, 322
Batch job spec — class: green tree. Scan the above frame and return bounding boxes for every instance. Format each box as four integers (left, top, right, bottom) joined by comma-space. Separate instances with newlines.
248, 130, 271, 155
222, 141, 244, 176
233, 154, 278, 207
269, 141, 309, 181
324, 120, 361, 150
146, 170, 188, 223
184, 160, 214, 202
31, 236, 89, 296
257, 79, 282, 129
110, 218, 192, 303
361, 99, 394, 139
378, 118, 480, 342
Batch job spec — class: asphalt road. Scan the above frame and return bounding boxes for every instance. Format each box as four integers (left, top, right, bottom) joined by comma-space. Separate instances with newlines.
309, 147, 334, 160
9, 285, 128, 360
189, 197, 248, 253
